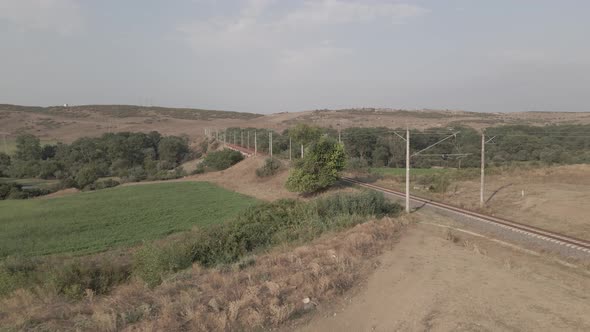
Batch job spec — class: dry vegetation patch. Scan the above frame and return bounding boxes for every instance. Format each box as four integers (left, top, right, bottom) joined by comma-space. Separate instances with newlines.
0, 218, 407, 331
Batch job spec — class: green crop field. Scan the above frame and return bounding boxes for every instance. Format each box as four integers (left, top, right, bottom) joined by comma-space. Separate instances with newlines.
0, 182, 258, 258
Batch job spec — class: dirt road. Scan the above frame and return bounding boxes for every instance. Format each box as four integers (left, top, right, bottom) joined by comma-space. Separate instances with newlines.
297, 223, 590, 332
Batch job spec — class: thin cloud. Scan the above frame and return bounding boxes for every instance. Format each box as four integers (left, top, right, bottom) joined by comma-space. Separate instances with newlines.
279, 0, 428, 27
177, 0, 427, 69
0, 0, 84, 35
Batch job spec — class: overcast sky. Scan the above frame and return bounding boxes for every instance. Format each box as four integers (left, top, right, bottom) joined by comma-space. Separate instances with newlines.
1, 0, 589, 113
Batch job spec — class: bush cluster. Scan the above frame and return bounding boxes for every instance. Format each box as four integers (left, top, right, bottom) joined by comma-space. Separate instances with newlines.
201, 149, 244, 171
255, 158, 282, 177
133, 191, 401, 286
0, 183, 52, 200
0, 255, 130, 298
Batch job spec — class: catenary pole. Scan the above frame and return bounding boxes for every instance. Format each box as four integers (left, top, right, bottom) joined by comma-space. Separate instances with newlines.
269, 131, 273, 158
406, 128, 410, 213
480, 131, 485, 208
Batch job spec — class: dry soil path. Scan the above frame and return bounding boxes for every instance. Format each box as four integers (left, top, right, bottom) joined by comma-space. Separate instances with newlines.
297, 223, 590, 332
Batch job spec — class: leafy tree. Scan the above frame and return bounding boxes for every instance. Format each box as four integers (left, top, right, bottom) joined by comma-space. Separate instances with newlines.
41, 144, 57, 160
158, 136, 189, 167
0, 152, 10, 176
38, 160, 62, 179
14, 133, 41, 161
74, 164, 100, 188
286, 137, 346, 193
289, 124, 322, 148
8, 160, 39, 178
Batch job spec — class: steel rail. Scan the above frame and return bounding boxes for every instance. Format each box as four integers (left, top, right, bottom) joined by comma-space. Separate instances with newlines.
222, 142, 590, 253
342, 177, 590, 252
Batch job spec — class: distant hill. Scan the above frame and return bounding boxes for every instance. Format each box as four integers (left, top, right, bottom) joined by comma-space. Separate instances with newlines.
0, 104, 263, 121
1, 104, 588, 144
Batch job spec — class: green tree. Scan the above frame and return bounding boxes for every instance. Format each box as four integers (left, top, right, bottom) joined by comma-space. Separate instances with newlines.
158, 136, 189, 167
289, 124, 322, 147
286, 137, 346, 193
14, 133, 41, 161
0, 152, 10, 177
74, 164, 100, 188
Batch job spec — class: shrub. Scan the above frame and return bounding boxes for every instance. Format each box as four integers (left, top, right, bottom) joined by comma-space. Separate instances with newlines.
0, 255, 131, 298
85, 178, 120, 191
133, 244, 167, 288
191, 163, 205, 175
48, 259, 131, 298
133, 241, 193, 288
286, 137, 346, 194
346, 157, 369, 171
255, 158, 282, 177
202, 149, 244, 171
75, 165, 100, 188
0, 183, 51, 200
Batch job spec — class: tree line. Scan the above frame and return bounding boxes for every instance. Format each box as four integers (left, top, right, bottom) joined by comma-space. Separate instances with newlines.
0, 131, 192, 190
341, 124, 590, 168
217, 123, 590, 169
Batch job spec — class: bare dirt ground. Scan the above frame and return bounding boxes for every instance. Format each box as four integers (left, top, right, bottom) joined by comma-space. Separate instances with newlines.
297, 218, 590, 332
189, 156, 299, 201
125, 155, 356, 202
374, 164, 590, 241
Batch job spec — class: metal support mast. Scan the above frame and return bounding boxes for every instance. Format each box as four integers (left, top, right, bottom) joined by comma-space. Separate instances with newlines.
480, 132, 485, 208
406, 128, 410, 213
269, 131, 273, 158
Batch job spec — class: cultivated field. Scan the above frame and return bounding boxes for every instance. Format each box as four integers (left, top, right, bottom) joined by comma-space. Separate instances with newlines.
0, 182, 258, 257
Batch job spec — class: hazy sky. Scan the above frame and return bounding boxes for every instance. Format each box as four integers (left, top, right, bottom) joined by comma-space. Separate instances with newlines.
1, 0, 589, 113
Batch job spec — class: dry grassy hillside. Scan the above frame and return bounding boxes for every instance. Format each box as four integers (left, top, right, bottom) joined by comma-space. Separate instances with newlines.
2, 104, 589, 145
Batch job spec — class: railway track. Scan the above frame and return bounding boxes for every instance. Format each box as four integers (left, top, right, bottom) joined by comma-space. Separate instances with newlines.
224, 142, 590, 256
343, 177, 590, 255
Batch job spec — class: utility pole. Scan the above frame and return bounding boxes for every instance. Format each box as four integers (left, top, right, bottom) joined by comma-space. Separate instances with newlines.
480, 132, 485, 208
406, 128, 410, 213
233, 132, 236, 145
241, 130, 244, 147
394, 127, 458, 214
301, 144, 304, 158
337, 123, 341, 144
223, 129, 226, 146
289, 137, 292, 161
254, 131, 257, 156
247, 131, 250, 150
269, 131, 273, 158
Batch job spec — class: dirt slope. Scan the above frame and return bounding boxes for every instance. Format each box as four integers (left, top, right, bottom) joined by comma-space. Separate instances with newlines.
187, 156, 298, 201
297, 222, 590, 332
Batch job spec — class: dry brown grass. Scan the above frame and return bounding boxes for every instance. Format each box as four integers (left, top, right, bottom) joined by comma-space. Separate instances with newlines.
0, 218, 408, 331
